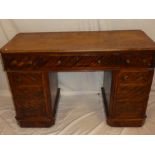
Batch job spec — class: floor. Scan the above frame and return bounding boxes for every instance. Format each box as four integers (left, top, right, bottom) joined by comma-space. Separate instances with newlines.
0, 90, 155, 135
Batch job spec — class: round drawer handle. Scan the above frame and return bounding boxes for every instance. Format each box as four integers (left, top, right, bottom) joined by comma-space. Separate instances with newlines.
123, 75, 129, 80
126, 59, 130, 64
27, 61, 33, 65
143, 59, 147, 63
142, 59, 151, 66
18, 62, 24, 67
11, 60, 17, 65
97, 60, 101, 64
57, 60, 61, 65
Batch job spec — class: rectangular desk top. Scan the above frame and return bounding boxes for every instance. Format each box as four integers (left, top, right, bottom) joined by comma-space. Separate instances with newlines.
1, 30, 155, 53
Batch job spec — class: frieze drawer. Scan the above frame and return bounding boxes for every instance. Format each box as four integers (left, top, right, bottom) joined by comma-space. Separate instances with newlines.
121, 54, 153, 67
2, 53, 120, 71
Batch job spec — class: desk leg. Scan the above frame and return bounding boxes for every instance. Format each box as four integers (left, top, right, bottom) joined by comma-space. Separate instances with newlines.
103, 69, 154, 127
7, 72, 60, 127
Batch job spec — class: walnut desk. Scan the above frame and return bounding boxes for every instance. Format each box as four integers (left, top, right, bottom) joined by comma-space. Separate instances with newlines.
1, 30, 155, 127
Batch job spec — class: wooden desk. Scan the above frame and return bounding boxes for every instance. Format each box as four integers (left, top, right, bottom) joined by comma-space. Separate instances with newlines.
1, 30, 155, 127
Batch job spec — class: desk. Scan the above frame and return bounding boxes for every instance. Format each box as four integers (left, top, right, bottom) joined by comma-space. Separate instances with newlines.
1, 30, 155, 127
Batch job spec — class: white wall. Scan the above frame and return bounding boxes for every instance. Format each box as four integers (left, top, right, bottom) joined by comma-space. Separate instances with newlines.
0, 19, 155, 96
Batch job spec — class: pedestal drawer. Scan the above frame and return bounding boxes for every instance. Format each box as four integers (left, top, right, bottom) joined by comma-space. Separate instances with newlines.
114, 101, 146, 118
116, 85, 149, 102
118, 70, 152, 84
8, 72, 43, 86
13, 87, 47, 118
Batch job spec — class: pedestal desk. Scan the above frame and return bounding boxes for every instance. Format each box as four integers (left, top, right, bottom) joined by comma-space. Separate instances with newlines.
1, 30, 155, 127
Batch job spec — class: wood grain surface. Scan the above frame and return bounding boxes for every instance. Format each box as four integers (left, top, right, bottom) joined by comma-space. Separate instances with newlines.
1, 30, 155, 53
1, 30, 155, 127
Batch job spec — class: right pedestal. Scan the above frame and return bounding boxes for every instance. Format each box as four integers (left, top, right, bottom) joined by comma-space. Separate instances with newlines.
103, 69, 154, 127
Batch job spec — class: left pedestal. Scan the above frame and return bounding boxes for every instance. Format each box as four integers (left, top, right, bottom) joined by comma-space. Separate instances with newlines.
7, 71, 60, 127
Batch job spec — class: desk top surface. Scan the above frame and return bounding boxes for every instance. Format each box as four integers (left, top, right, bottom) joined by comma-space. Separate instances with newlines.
1, 30, 155, 53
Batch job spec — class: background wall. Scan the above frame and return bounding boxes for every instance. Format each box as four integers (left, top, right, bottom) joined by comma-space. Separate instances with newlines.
1, 19, 155, 96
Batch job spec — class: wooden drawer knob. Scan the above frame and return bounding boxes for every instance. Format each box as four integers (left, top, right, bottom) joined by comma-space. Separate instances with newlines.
143, 59, 151, 66
143, 59, 147, 63
11, 60, 17, 65
18, 62, 24, 67
57, 60, 61, 65
126, 59, 130, 64
123, 75, 129, 80
97, 60, 101, 64
27, 61, 33, 65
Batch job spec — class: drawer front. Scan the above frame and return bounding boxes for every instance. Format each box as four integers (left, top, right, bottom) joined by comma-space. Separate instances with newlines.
9, 72, 42, 86
121, 54, 153, 67
3, 53, 153, 71
76, 55, 119, 67
114, 101, 146, 118
14, 87, 44, 100
116, 85, 149, 102
114, 85, 149, 118
13, 87, 47, 118
16, 97, 47, 118
119, 71, 151, 84
2, 54, 120, 71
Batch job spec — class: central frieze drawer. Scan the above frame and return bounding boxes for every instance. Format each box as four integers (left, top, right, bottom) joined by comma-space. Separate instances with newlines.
2, 53, 120, 71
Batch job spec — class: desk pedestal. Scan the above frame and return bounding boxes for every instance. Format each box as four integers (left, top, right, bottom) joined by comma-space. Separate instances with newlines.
103, 69, 154, 127
7, 69, 154, 127
7, 72, 60, 127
